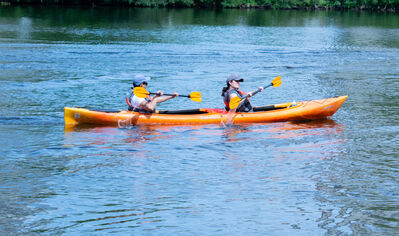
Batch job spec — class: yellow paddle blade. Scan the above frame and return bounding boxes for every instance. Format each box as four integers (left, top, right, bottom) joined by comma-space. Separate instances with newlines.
133, 87, 149, 98
272, 76, 282, 87
229, 96, 242, 109
189, 91, 202, 102
274, 102, 292, 108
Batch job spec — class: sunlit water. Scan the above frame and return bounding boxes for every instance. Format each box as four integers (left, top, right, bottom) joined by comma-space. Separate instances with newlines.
1, 6, 398, 235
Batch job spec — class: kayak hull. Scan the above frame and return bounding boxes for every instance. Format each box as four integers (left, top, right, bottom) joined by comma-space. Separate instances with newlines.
64, 96, 347, 126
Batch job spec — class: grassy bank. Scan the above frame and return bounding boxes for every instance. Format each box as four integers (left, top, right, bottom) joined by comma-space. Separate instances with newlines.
1, 0, 398, 11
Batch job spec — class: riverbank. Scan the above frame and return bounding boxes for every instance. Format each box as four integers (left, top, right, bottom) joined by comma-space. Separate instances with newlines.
1, 0, 398, 12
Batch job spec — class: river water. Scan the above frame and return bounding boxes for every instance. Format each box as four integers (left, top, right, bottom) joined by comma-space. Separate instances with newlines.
1, 6, 399, 235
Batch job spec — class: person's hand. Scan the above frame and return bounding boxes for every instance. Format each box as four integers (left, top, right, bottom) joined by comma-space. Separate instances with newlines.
173, 92, 179, 97
247, 92, 253, 97
156, 90, 163, 96
259, 86, 264, 91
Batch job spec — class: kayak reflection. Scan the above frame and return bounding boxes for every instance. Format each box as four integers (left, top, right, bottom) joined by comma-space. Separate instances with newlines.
222, 119, 343, 143
64, 124, 212, 149
65, 119, 343, 147
65, 124, 178, 145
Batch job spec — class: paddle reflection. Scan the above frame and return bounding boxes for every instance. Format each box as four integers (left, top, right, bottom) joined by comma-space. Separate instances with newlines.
222, 124, 252, 142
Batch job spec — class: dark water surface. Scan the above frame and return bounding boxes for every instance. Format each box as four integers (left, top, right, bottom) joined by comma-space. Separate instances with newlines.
1, 6, 399, 235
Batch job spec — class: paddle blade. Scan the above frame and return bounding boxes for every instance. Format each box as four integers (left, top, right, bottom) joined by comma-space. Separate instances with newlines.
229, 96, 242, 110
133, 87, 149, 98
189, 91, 202, 102
272, 76, 282, 87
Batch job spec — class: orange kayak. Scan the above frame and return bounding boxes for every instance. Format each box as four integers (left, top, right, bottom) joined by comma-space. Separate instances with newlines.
64, 95, 347, 126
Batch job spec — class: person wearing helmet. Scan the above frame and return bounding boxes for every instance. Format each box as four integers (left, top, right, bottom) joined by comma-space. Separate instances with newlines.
126, 75, 178, 112
221, 74, 263, 112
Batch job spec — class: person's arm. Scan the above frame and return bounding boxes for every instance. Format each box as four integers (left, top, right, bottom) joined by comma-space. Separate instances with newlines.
247, 87, 264, 97
139, 100, 156, 112
139, 91, 179, 112
152, 91, 179, 103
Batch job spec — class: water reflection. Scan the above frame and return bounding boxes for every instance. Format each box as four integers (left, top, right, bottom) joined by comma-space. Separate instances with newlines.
2, 6, 399, 49
65, 124, 200, 144
64, 119, 346, 171
2, 7, 398, 29
269, 119, 343, 139
65, 119, 344, 146
222, 119, 342, 142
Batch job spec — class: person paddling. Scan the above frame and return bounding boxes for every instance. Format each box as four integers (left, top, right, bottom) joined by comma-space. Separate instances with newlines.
126, 75, 178, 113
221, 74, 263, 112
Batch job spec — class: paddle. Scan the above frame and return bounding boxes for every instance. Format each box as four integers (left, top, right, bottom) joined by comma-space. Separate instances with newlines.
229, 76, 281, 110
224, 76, 281, 125
133, 87, 202, 102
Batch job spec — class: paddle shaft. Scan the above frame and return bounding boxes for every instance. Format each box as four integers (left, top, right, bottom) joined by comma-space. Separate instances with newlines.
242, 83, 273, 99
149, 92, 190, 98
